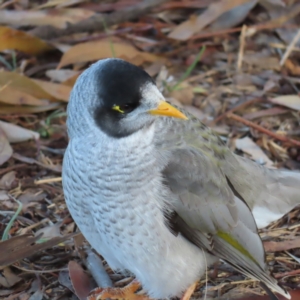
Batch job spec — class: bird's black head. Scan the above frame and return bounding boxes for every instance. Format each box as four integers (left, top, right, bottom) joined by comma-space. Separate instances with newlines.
68, 58, 187, 139
93, 59, 156, 137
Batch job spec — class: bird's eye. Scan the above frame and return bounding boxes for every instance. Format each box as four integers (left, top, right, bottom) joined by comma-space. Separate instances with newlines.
112, 103, 137, 114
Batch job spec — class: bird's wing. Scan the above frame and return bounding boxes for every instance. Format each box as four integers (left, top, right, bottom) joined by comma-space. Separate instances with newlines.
224, 154, 300, 229
155, 114, 290, 299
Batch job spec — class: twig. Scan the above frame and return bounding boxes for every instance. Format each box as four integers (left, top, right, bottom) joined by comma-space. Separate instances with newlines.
237, 25, 247, 71
280, 28, 300, 66
227, 113, 300, 147
34, 177, 62, 185
30, 0, 170, 40
274, 268, 300, 279
0, 163, 27, 176
210, 97, 262, 125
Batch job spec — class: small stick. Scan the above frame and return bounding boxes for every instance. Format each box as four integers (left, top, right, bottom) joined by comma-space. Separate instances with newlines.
237, 25, 247, 71
34, 177, 62, 184
280, 28, 300, 66
210, 97, 262, 125
227, 113, 300, 147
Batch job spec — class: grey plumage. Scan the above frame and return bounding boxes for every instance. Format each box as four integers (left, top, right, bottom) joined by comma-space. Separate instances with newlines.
63, 58, 299, 299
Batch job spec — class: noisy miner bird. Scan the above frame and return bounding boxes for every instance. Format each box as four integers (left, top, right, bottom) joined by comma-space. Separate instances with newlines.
63, 58, 300, 300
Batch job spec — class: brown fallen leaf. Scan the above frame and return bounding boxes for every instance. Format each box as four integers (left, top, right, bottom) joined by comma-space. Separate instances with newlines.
210, 0, 257, 30
0, 9, 95, 29
269, 95, 300, 111
264, 238, 300, 252
0, 26, 53, 55
0, 128, 13, 166
0, 84, 49, 106
236, 290, 300, 300
0, 232, 79, 267
0, 267, 22, 288
169, 82, 194, 105
58, 38, 164, 69
32, 79, 72, 102
37, 0, 86, 9
0, 103, 62, 114
69, 261, 93, 300
168, 0, 253, 40
0, 171, 16, 190
0, 71, 55, 101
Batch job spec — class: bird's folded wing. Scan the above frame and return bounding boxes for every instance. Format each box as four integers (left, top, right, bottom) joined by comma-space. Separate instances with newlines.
157, 116, 289, 298
225, 154, 300, 229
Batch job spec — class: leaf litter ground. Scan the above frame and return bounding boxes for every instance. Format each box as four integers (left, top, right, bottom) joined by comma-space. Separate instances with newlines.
0, 0, 300, 299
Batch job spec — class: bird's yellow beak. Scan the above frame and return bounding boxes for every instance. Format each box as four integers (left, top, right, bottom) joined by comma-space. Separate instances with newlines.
148, 101, 188, 120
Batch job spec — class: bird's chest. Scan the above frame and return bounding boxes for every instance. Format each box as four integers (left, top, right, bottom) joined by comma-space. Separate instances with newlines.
63, 136, 166, 247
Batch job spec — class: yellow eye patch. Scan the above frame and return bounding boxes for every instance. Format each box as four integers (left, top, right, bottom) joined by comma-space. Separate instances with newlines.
112, 105, 124, 113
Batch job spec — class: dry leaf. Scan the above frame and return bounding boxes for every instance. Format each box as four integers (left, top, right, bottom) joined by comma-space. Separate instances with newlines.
169, 82, 194, 105
0, 171, 16, 189
210, 0, 257, 30
264, 238, 300, 252
58, 38, 164, 69
69, 261, 92, 300
0, 84, 49, 106
0, 129, 13, 166
269, 95, 300, 111
46, 69, 80, 82
0, 103, 62, 115
35, 223, 63, 240
0, 233, 78, 267
37, 0, 86, 9
0, 121, 39, 143
32, 79, 71, 102
0, 267, 22, 288
235, 137, 274, 167
0, 26, 53, 55
0, 9, 95, 29
0, 71, 55, 101
168, 0, 253, 40
62, 72, 81, 86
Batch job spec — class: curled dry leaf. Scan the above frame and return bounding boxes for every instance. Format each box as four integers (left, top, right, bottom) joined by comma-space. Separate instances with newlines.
169, 82, 194, 105
0, 232, 78, 267
269, 95, 300, 111
0, 9, 95, 29
0, 171, 16, 189
32, 79, 72, 102
0, 121, 39, 143
264, 238, 300, 252
0, 71, 55, 102
35, 223, 63, 241
46, 69, 80, 83
0, 267, 22, 288
210, 0, 257, 30
58, 38, 164, 69
0, 128, 13, 166
68, 261, 93, 300
235, 137, 274, 168
37, 0, 87, 9
168, 0, 253, 40
0, 26, 53, 55
0, 103, 62, 115
0, 84, 49, 106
